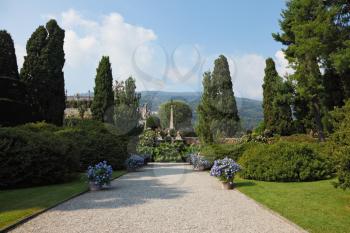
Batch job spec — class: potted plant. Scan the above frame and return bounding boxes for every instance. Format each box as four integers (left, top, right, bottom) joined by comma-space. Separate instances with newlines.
125, 154, 144, 172
191, 153, 212, 171
87, 161, 113, 191
210, 157, 241, 189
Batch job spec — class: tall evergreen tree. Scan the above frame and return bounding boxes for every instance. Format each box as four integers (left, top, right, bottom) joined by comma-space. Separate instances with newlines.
91, 56, 114, 122
210, 55, 240, 137
196, 55, 240, 142
262, 58, 293, 135
273, 0, 333, 141
20, 20, 66, 125
0, 30, 19, 78
114, 77, 141, 134
196, 72, 214, 143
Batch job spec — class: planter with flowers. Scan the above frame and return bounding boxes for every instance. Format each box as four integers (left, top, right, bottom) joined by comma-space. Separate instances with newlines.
190, 153, 212, 171
210, 157, 241, 189
125, 154, 145, 172
87, 161, 113, 191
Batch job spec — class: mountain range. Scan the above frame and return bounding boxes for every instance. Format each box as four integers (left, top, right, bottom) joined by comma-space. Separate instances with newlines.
139, 91, 263, 130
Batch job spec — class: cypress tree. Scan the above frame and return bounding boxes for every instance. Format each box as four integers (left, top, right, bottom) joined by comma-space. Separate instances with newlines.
20, 20, 66, 126
91, 56, 114, 122
196, 71, 214, 143
0, 30, 19, 78
210, 55, 240, 137
262, 58, 279, 132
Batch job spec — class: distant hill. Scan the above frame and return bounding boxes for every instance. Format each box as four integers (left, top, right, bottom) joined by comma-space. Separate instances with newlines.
139, 91, 263, 130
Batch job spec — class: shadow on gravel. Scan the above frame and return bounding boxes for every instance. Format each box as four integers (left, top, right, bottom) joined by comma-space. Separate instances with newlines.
55, 164, 189, 211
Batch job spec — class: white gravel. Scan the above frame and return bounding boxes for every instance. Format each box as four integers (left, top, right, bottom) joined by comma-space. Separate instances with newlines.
11, 163, 306, 233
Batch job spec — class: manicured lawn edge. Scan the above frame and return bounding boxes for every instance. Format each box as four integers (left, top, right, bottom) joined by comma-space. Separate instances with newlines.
1, 171, 127, 233
234, 189, 308, 232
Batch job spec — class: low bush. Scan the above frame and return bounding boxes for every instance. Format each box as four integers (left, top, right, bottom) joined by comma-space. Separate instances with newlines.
239, 142, 334, 182
0, 126, 79, 188
56, 120, 128, 170
200, 142, 257, 163
153, 142, 184, 162
125, 154, 145, 170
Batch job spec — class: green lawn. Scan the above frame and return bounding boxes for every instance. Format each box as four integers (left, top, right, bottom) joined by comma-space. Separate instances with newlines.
0, 171, 126, 231
235, 177, 350, 233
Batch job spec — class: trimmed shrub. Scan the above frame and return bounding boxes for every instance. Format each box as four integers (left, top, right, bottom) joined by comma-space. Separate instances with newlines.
0, 127, 79, 188
153, 142, 184, 162
56, 120, 128, 170
200, 142, 257, 163
239, 142, 334, 182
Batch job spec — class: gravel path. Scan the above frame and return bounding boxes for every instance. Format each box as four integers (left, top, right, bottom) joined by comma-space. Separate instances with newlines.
11, 163, 306, 233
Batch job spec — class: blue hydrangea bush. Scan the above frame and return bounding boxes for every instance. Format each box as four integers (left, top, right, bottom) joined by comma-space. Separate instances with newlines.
87, 161, 113, 186
190, 153, 212, 170
210, 157, 241, 183
125, 154, 145, 171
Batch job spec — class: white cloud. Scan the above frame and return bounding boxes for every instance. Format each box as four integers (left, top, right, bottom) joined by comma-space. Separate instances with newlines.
57, 9, 158, 94
229, 54, 266, 100
15, 44, 25, 70
274, 50, 294, 77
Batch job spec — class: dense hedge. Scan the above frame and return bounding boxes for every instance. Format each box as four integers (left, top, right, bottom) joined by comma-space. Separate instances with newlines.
0, 120, 129, 188
239, 142, 334, 182
0, 127, 79, 188
61, 119, 128, 170
200, 142, 257, 162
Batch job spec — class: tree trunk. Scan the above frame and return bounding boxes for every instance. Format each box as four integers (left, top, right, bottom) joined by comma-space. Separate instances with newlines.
312, 100, 325, 142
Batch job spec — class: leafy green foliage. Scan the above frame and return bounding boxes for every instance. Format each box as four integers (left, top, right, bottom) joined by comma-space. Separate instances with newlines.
159, 100, 192, 130
262, 58, 293, 135
136, 129, 156, 156
329, 100, 350, 189
153, 142, 184, 162
200, 142, 256, 163
0, 30, 18, 78
59, 119, 128, 170
0, 126, 79, 188
196, 55, 240, 143
114, 77, 140, 134
146, 115, 160, 130
91, 56, 114, 123
20, 19, 66, 126
239, 142, 334, 182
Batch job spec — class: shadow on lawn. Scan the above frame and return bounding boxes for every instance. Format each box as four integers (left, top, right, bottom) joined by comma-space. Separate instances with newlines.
235, 181, 256, 188
54, 163, 190, 211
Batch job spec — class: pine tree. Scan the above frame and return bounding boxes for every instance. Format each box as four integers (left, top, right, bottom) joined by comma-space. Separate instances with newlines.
273, 0, 331, 141
20, 20, 66, 126
262, 58, 293, 135
91, 56, 114, 122
210, 55, 240, 137
0, 30, 19, 78
114, 77, 141, 134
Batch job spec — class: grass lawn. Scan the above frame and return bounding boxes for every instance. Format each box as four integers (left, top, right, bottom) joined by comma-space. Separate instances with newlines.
0, 171, 126, 231
235, 177, 350, 233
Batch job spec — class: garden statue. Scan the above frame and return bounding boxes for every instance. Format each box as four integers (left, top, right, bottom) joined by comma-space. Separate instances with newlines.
175, 131, 183, 141
156, 131, 163, 141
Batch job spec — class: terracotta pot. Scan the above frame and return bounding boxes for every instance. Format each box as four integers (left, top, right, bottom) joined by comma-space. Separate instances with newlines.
89, 181, 102, 191
194, 165, 206, 171
222, 182, 234, 190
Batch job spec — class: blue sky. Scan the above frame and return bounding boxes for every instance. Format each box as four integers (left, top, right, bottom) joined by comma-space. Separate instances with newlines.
0, 0, 292, 100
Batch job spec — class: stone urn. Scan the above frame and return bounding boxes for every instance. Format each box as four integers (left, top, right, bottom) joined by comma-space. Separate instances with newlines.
222, 182, 234, 190
89, 181, 102, 191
